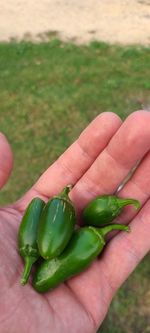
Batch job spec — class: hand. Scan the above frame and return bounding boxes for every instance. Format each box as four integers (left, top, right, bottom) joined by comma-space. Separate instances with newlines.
0, 111, 150, 333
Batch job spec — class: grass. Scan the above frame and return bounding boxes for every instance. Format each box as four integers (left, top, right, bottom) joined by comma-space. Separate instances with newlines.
0, 39, 149, 332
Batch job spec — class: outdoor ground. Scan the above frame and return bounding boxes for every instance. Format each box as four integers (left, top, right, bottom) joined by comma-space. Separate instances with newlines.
0, 0, 150, 45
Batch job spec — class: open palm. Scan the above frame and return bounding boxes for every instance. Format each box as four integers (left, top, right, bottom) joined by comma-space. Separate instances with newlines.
0, 111, 150, 333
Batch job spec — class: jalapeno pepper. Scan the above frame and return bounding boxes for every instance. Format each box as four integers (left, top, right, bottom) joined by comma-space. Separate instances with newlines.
37, 185, 76, 260
18, 197, 45, 285
33, 223, 129, 293
83, 195, 140, 227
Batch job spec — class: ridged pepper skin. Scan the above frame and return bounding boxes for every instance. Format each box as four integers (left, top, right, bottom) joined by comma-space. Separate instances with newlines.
18, 197, 45, 285
37, 185, 76, 260
83, 195, 140, 227
33, 223, 129, 293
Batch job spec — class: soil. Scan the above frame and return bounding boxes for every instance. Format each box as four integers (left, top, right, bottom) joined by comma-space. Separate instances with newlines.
0, 0, 150, 45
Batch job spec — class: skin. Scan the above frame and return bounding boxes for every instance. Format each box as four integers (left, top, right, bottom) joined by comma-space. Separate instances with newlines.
0, 110, 150, 333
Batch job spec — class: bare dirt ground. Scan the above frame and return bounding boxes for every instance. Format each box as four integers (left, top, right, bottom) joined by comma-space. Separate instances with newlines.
0, 0, 150, 45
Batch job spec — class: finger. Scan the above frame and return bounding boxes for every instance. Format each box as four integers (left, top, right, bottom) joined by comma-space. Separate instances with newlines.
35, 113, 121, 195
113, 150, 150, 224
0, 133, 13, 190
70, 110, 150, 211
15, 112, 121, 210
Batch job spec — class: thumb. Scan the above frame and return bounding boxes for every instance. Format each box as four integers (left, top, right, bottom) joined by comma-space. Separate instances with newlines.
0, 133, 13, 189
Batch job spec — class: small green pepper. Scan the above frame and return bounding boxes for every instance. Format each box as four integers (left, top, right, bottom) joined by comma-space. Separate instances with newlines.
33, 223, 129, 293
83, 195, 140, 227
37, 185, 76, 260
18, 197, 45, 285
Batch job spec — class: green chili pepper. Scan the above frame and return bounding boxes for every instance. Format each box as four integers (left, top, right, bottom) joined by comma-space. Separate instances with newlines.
83, 195, 140, 227
37, 185, 76, 260
33, 223, 129, 293
18, 197, 45, 285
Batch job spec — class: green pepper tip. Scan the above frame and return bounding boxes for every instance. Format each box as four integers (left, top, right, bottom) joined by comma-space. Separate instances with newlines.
126, 225, 131, 233
98, 223, 130, 238
58, 184, 73, 198
64, 184, 73, 193
66, 184, 73, 190
117, 197, 141, 210
133, 200, 141, 210
20, 256, 36, 286
20, 277, 27, 286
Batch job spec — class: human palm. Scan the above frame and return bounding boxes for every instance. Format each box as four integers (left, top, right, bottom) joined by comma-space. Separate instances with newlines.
0, 111, 150, 333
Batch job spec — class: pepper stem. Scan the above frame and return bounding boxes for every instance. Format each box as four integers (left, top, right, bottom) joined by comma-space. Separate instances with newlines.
117, 198, 140, 209
97, 223, 130, 238
20, 256, 36, 285
59, 185, 73, 199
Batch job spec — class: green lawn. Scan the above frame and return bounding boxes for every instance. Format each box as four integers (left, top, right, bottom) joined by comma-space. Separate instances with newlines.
0, 40, 150, 332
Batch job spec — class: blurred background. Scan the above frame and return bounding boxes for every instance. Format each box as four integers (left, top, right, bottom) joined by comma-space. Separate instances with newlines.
0, 1, 150, 332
